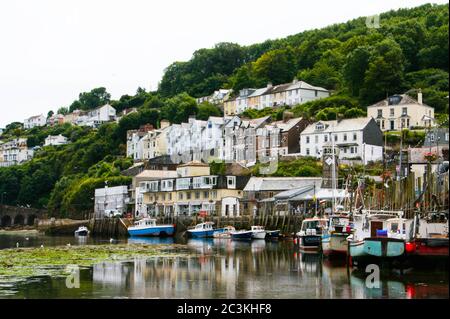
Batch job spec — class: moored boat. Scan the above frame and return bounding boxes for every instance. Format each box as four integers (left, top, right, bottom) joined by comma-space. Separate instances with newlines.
322, 213, 351, 257
128, 218, 175, 237
266, 230, 280, 239
187, 222, 215, 238
231, 229, 253, 240
213, 226, 236, 239
296, 217, 328, 253
347, 210, 411, 266
406, 211, 449, 262
74, 226, 90, 236
251, 226, 267, 239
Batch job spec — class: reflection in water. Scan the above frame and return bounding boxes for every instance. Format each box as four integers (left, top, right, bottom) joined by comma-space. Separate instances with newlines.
0, 234, 447, 299
128, 237, 175, 245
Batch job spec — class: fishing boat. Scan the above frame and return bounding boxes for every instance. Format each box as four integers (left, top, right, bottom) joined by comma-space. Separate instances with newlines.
231, 229, 253, 240
296, 217, 328, 253
347, 210, 412, 266
322, 213, 351, 257
74, 226, 89, 236
266, 230, 280, 239
127, 218, 175, 237
406, 211, 449, 261
213, 226, 236, 239
251, 225, 267, 239
187, 222, 215, 238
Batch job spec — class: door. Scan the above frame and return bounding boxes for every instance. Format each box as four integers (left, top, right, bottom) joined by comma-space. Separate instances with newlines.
390, 121, 395, 130
371, 221, 384, 237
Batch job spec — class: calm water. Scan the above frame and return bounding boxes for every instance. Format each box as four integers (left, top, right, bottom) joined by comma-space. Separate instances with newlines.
0, 232, 448, 299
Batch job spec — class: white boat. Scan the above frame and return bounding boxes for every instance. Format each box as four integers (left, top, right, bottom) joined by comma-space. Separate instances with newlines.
296, 217, 328, 253
187, 222, 215, 238
347, 210, 411, 265
127, 218, 175, 237
74, 226, 89, 236
213, 226, 236, 239
322, 213, 351, 256
251, 226, 267, 239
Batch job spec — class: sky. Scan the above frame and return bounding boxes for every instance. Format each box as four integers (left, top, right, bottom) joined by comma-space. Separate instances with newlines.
0, 0, 447, 128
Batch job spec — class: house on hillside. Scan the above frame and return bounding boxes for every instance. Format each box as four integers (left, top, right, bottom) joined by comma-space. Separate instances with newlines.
300, 117, 384, 164
24, 114, 46, 129
44, 134, 68, 146
0, 138, 34, 167
367, 90, 435, 131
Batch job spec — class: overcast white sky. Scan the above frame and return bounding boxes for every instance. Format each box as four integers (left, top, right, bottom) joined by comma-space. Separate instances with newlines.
0, 0, 447, 127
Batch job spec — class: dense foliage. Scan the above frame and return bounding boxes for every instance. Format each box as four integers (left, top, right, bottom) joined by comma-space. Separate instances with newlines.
158, 4, 448, 114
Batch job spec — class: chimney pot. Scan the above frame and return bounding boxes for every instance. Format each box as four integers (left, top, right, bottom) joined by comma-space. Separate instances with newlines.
418, 89, 423, 105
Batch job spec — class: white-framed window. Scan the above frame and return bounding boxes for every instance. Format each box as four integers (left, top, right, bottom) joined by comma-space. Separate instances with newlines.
306, 148, 310, 155
227, 176, 236, 189
306, 136, 310, 144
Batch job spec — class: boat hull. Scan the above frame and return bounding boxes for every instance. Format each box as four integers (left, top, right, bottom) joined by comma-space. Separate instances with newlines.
188, 229, 215, 238
252, 231, 267, 240
407, 238, 449, 262
299, 235, 322, 253
75, 230, 89, 236
349, 237, 405, 265
128, 225, 175, 237
322, 233, 348, 256
231, 231, 253, 240
266, 230, 280, 239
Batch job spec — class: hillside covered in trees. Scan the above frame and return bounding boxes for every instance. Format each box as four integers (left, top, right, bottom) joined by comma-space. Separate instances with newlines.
0, 3, 448, 217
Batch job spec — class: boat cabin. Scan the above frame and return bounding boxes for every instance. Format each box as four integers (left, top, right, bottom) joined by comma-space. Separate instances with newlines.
385, 218, 414, 240
352, 210, 405, 240
134, 218, 157, 228
251, 226, 265, 231
194, 222, 214, 231
329, 215, 351, 233
300, 218, 328, 236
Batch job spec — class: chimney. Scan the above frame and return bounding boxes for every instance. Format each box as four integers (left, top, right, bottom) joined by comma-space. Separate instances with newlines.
160, 120, 170, 129
292, 78, 298, 84
283, 111, 294, 123
418, 89, 423, 105
267, 82, 273, 89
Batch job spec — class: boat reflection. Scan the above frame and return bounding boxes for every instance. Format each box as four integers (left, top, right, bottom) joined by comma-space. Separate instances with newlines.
127, 237, 175, 245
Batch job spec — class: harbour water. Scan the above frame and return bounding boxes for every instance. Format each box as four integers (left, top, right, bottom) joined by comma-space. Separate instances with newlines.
0, 232, 448, 299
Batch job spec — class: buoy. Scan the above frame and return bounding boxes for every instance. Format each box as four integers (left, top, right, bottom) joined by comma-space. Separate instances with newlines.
110, 238, 114, 243
16, 242, 19, 248
25, 238, 29, 241
67, 243, 71, 247
40, 244, 44, 248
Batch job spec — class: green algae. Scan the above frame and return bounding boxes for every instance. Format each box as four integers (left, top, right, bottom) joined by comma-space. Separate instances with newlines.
0, 244, 188, 279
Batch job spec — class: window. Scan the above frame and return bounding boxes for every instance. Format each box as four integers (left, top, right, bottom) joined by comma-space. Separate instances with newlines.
178, 193, 183, 200
195, 192, 200, 199
186, 192, 191, 200
343, 134, 347, 141
306, 136, 310, 144
315, 135, 319, 143
334, 134, 338, 142
402, 107, 408, 116
350, 147, 355, 154
227, 176, 236, 188
324, 135, 328, 142
353, 133, 357, 141
377, 109, 383, 118
390, 108, 395, 117
204, 191, 209, 199
430, 134, 435, 142
306, 148, 310, 155
382, 121, 385, 130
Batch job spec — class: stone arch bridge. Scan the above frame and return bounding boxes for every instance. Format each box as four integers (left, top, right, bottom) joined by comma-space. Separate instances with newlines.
0, 205, 47, 228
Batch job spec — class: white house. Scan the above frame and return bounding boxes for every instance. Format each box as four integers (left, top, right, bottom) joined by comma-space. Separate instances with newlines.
81, 104, 117, 128
44, 134, 68, 146
0, 138, 33, 167
24, 114, 46, 129
300, 118, 384, 164
367, 91, 435, 131
94, 185, 130, 218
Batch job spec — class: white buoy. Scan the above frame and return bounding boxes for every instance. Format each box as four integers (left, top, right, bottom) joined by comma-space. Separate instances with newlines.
110, 238, 114, 243
67, 243, 71, 247
25, 238, 29, 241
16, 242, 19, 248
40, 244, 44, 248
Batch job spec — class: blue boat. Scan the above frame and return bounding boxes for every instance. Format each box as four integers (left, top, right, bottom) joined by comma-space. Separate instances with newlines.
128, 218, 175, 237
266, 230, 280, 239
231, 230, 253, 240
187, 222, 215, 238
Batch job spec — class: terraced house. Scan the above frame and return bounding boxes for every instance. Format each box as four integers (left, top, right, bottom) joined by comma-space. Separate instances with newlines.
141, 162, 250, 217
0, 138, 34, 167
223, 78, 330, 115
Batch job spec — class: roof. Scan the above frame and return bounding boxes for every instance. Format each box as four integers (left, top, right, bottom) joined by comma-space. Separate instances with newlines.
270, 117, 304, 132
367, 94, 432, 109
248, 87, 269, 98
302, 118, 375, 135
135, 170, 178, 180
287, 80, 328, 92
243, 177, 322, 192
177, 161, 209, 168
